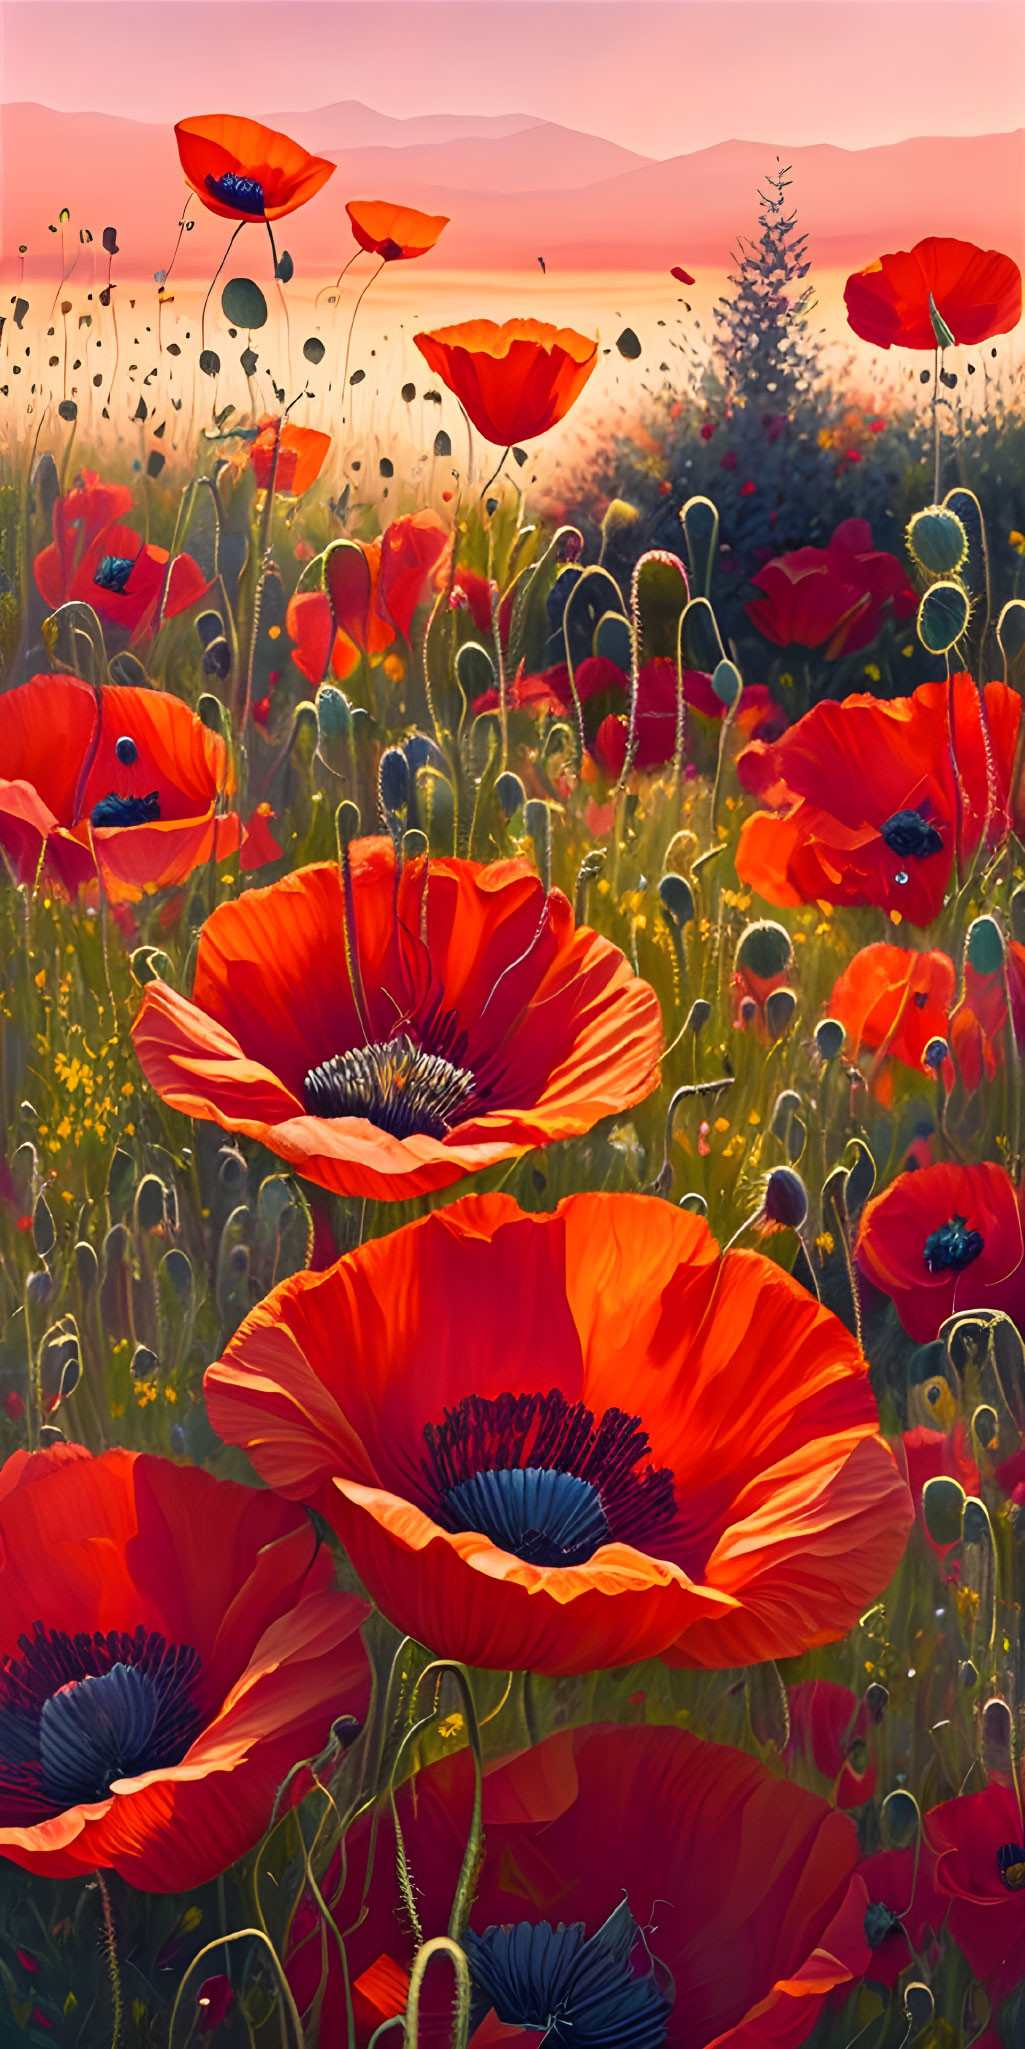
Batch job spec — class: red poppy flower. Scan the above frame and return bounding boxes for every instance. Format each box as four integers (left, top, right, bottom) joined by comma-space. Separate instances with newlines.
592, 662, 782, 779
174, 114, 335, 223
736, 675, 1014, 927
858, 1847, 948, 1989
856, 1160, 1025, 1344
845, 236, 1022, 351
414, 319, 599, 445
0, 1445, 369, 1890
827, 944, 956, 1103
33, 470, 133, 609
899, 1423, 980, 1558
37, 514, 210, 644
206, 1190, 912, 1675
131, 843, 662, 1202
249, 418, 331, 496
287, 1721, 872, 2049
745, 520, 917, 656
784, 1680, 877, 1810
0, 675, 275, 903
287, 513, 448, 684
926, 1780, 1025, 2005
345, 199, 449, 261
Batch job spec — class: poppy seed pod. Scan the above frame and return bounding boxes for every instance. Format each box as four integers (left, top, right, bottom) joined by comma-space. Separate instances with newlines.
771, 1089, 802, 1138
906, 506, 968, 577
815, 1017, 845, 1061
761, 1166, 808, 1231
658, 872, 695, 930
917, 580, 970, 654
685, 998, 711, 1035
315, 683, 352, 743
377, 746, 409, 818
922, 1475, 966, 1547
711, 659, 742, 708
735, 920, 793, 982
966, 915, 1005, 976
765, 987, 797, 1040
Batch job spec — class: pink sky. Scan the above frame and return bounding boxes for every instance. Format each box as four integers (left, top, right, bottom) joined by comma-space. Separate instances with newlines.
1, 2, 1022, 158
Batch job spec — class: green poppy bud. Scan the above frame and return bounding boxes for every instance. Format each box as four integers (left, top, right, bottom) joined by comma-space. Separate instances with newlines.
906, 505, 968, 576
917, 580, 970, 654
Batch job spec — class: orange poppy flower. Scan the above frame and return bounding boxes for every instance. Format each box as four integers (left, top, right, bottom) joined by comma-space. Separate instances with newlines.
249, 417, 331, 496
845, 236, 1022, 350
131, 840, 663, 1201
413, 318, 599, 445
33, 470, 133, 607
0, 675, 276, 903
345, 198, 449, 261
36, 511, 210, 644
286, 512, 449, 684
0, 1445, 369, 1890
856, 1159, 1025, 1343
206, 1191, 912, 1675
827, 944, 955, 1103
736, 674, 1017, 927
174, 114, 335, 223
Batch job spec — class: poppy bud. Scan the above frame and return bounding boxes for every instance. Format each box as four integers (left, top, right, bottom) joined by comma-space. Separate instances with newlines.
864, 1682, 889, 1722
130, 945, 172, 987
679, 495, 720, 597
658, 873, 695, 929
882, 1787, 920, 1848
555, 526, 585, 563
815, 1017, 845, 1061
131, 1344, 159, 1380
922, 1474, 965, 1547
496, 772, 525, 820
32, 1194, 55, 1259
378, 746, 409, 818
601, 499, 639, 545
761, 1166, 808, 1230
525, 799, 551, 892
959, 1659, 979, 1687
917, 580, 970, 654
966, 915, 1004, 976
594, 610, 632, 671
197, 693, 226, 734
25, 1271, 52, 1311
997, 598, 1025, 667
735, 920, 793, 982
711, 659, 742, 708
685, 998, 710, 1035
402, 829, 429, 860
74, 1240, 98, 1297
456, 641, 495, 697
335, 799, 361, 855
981, 1695, 1014, 1779
316, 683, 352, 741
972, 1403, 998, 1451
679, 1191, 708, 1214
739, 997, 758, 1027
160, 1247, 193, 1306
202, 636, 232, 681
218, 1147, 247, 1190
922, 1037, 949, 1072
905, 505, 968, 577
134, 1174, 167, 1233
904, 1984, 934, 2034
765, 987, 797, 1041
771, 1089, 802, 1138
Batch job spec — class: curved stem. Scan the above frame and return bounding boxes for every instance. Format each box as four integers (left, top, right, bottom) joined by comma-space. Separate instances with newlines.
341, 258, 386, 428
477, 445, 510, 504
200, 220, 247, 351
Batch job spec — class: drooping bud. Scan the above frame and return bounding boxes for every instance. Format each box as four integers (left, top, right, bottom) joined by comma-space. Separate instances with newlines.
771, 1089, 802, 1139
967, 914, 1005, 976
593, 610, 632, 671
882, 1787, 921, 1849
997, 599, 1025, 668
601, 499, 640, 547
496, 772, 526, 820
658, 873, 695, 930
131, 1344, 159, 1380
711, 659, 742, 708
906, 505, 968, 577
679, 495, 720, 598
684, 998, 710, 1035
864, 1682, 889, 1723
735, 920, 793, 983
456, 641, 496, 700
815, 1017, 845, 1061
922, 1037, 949, 1072
32, 1194, 55, 1258
922, 1474, 966, 1547
917, 580, 970, 654
765, 987, 797, 1041
378, 746, 410, 818
904, 1984, 934, 2035
760, 1165, 808, 1231
316, 682, 352, 742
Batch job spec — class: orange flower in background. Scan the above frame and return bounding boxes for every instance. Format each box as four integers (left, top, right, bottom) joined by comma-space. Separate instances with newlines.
286, 512, 449, 684
0, 676, 277, 902
249, 418, 331, 496
414, 318, 599, 444
844, 236, 1022, 351
35, 496, 210, 643
0, 1445, 369, 1890
174, 114, 335, 222
856, 1159, 1025, 1343
206, 1191, 912, 1675
345, 198, 449, 261
131, 841, 663, 1201
33, 470, 133, 605
827, 944, 955, 1102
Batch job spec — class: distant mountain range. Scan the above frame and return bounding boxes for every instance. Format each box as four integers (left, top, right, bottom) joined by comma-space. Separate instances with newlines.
2, 101, 1022, 281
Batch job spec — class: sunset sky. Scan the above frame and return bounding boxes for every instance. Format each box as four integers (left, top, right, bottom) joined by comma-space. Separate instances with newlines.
1, 1, 1022, 158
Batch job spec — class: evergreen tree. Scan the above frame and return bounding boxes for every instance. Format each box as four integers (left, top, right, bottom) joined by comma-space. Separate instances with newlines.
714, 159, 817, 409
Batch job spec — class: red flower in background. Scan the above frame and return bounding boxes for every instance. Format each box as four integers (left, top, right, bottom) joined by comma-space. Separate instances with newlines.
856, 1160, 1025, 1343
827, 945, 955, 1102
287, 513, 449, 684
345, 199, 449, 261
845, 236, 1022, 351
249, 418, 331, 496
0, 1446, 369, 1890
174, 114, 335, 222
132, 843, 662, 1201
287, 1723, 871, 2048
592, 661, 783, 779
35, 482, 210, 644
858, 1847, 948, 1989
0, 676, 276, 902
926, 1780, 1025, 2006
33, 470, 132, 602
206, 1191, 912, 1675
745, 519, 916, 656
414, 318, 599, 444
736, 675, 1015, 927
785, 1679, 877, 1809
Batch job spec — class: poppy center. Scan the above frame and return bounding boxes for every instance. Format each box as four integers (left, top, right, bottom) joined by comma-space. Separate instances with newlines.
863, 1901, 903, 1947
90, 791, 161, 829
303, 1034, 475, 1140
879, 809, 944, 859
205, 171, 266, 216
998, 1843, 1025, 1890
464, 1899, 671, 2048
923, 1214, 985, 1275
423, 1389, 677, 1566
93, 553, 138, 595
0, 1621, 203, 1823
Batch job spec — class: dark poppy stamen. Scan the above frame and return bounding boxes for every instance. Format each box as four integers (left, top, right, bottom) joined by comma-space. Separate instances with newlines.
423, 1388, 677, 1565
864, 1901, 903, 1947
93, 553, 138, 595
204, 171, 266, 216
303, 1033, 475, 1140
0, 1621, 203, 1823
923, 1213, 985, 1275
879, 809, 944, 859
998, 1843, 1025, 1891
90, 791, 161, 829
465, 1899, 671, 2048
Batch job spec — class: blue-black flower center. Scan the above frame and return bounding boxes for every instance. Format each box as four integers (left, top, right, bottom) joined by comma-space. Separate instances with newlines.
0, 1621, 204, 1823
205, 171, 266, 217
998, 1843, 1025, 1891
303, 1034, 475, 1140
464, 1899, 672, 2048
93, 553, 138, 596
879, 809, 944, 860
923, 1214, 985, 1275
864, 1901, 903, 1948
90, 791, 161, 829
423, 1389, 677, 1567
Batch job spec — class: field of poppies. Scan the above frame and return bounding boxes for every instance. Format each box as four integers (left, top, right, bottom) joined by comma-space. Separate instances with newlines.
2, 109, 1025, 2049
